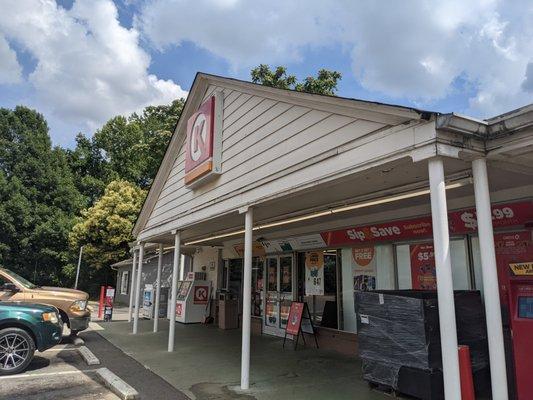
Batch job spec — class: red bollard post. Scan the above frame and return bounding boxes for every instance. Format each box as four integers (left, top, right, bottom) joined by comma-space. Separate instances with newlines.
98, 285, 105, 319
458, 345, 475, 400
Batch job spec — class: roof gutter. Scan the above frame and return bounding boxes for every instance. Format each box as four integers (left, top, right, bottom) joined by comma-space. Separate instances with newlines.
437, 105, 533, 140
487, 106, 533, 138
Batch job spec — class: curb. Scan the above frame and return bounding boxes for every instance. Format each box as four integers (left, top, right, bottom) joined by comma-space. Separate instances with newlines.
73, 337, 85, 346
96, 368, 139, 400
78, 345, 100, 365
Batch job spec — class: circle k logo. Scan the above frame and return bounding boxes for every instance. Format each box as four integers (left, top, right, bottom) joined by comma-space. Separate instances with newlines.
190, 113, 207, 162
184, 95, 217, 185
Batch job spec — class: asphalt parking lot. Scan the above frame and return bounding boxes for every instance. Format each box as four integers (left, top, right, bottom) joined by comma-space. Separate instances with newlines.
0, 322, 189, 400
0, 338, 119, 400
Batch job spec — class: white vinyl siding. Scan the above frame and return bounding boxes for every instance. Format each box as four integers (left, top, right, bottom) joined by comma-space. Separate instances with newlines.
140, 83, 428, 237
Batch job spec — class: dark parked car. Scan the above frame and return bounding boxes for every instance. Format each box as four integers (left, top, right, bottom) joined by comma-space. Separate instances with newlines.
0, 301, 63, 375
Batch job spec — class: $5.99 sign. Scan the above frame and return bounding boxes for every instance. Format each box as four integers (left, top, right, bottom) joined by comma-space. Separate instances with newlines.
410, 243, 437, 290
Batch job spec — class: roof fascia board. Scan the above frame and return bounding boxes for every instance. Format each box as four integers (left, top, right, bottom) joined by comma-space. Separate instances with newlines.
487, 107, 533, 137
436, 113, 488, 138
201, 74, 426, 124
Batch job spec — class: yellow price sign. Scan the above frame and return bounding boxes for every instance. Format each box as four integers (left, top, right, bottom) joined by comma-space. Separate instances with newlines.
509, 262, 533, 276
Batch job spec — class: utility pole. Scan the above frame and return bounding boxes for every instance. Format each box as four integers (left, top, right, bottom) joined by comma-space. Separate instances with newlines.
74, 246, 84, 289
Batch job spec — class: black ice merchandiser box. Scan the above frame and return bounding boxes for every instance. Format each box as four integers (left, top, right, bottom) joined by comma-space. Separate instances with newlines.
354, 290, 491, 400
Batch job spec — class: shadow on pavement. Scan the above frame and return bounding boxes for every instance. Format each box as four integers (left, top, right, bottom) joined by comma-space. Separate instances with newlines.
81, 330, 190, 400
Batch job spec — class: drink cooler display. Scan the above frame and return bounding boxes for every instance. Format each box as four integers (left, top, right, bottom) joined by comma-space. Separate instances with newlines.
354, 290, 490, 400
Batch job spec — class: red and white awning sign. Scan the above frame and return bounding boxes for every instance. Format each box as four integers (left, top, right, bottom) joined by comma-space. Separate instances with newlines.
321, 201, 532, 247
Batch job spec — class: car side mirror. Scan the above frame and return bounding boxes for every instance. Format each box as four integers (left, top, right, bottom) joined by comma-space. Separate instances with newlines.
1, 283, 20, 293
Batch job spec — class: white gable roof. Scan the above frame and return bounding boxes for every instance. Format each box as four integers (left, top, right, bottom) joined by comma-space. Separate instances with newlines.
133, 73, 430, 240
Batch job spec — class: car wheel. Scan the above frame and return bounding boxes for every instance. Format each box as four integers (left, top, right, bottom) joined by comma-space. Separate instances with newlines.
0, 328, 36, 375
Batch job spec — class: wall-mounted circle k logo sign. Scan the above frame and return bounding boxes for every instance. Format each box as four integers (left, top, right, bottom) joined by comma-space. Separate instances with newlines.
190, 113, 207, 162
184, 96, 216, 184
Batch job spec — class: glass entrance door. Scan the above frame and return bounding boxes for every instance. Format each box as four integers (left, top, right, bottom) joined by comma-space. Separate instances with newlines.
263, 255, 293, 337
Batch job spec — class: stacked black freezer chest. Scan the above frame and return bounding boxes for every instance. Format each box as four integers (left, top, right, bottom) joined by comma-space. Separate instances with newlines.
354, 290, 490, 400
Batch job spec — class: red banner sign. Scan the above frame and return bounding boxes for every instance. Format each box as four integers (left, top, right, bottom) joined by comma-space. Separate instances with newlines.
286, 302, 304, 336
410, 243, 437, 290
321, 201, 532, 247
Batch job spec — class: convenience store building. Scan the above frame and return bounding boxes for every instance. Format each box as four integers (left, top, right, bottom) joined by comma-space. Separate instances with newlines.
129, 73, 533, 400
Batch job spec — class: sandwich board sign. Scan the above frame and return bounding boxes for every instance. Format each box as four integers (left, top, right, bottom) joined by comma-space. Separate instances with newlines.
283, 302, 318, 350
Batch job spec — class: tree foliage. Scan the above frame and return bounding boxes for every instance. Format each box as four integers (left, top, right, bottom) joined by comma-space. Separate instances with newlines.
251, 65, 297, 90
69, 180, 145, 294
67, 98, 185, 203
251, 64, 342, 95
0, 106, 83, 285
70, 180, 145, 269
0, 99, 183, 294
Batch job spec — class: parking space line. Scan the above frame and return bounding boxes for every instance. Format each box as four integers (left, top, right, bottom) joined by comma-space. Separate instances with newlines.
0, 369, 94, 380
45, 347, 78, 352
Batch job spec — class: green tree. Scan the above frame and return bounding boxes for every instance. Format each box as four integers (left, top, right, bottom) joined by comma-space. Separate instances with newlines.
131, 99, 185, 182
69, 180, 145, 294
68, 98, 185, 199
251, 65, 297, 90
294, 69, 342, 96
66, 133, 111, 206
251, 64, 342, 95
0, 106, 83, 285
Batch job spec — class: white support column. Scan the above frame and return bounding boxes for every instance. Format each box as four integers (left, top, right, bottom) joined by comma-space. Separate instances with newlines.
428, 158, 461, 400
133, 243, 144, 334
241, 207, 253, 390
168, 231, 181, 352
154, 243, 164, 333
128, 248, 138, 323
472, 157, 509, 400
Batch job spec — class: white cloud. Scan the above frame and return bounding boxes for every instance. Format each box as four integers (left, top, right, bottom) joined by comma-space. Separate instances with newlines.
137, 0, 335, 68
137, 0, 533, 117
0, 35, 22, 84
523, 63, 533, 93
0, 0, 187, 139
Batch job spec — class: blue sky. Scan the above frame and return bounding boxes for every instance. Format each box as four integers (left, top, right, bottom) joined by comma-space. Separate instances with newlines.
1, 0, 532, 147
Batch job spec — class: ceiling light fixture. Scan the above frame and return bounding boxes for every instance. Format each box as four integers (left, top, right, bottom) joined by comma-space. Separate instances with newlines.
184, 178, 470, 245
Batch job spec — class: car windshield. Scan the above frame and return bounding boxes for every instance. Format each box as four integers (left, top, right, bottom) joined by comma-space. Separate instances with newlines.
0, 267, 38, 289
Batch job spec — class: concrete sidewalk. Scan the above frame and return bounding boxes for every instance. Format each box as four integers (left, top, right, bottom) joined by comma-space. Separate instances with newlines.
89, 302, 130, 322
96, 318, 391, 400
81, 330, 188, 400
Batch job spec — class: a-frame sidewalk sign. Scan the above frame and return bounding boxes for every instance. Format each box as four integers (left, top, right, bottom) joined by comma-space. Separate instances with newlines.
283, 301, 319, 350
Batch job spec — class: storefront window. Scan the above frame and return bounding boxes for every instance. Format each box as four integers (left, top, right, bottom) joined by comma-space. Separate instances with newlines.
341, 244, 394, 333
251, 257, 264, 317
471, 237, 484, 296
395, 238, 471, 291
300, 250, 338, 329
280, 256, 292, 293
267, 257, 277, 292
228, 258, 243, 299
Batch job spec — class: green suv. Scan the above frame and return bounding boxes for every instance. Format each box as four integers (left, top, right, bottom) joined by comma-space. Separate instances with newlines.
0, 301, 63, 375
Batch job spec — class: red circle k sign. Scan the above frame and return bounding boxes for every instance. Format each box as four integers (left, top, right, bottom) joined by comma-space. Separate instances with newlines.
193, 285, 209, 304
184, 96, 215, 184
